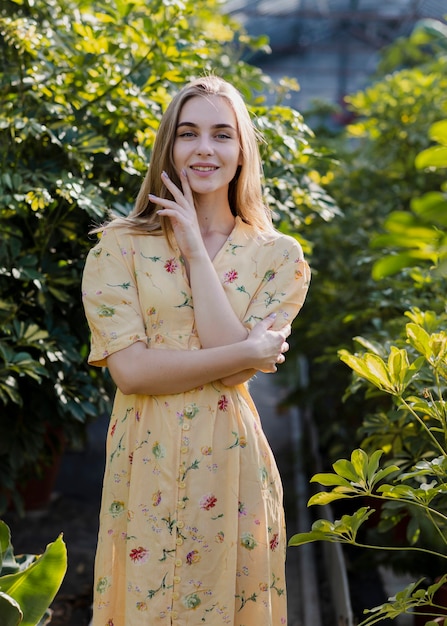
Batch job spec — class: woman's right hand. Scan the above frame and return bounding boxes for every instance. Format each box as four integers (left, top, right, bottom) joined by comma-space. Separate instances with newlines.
245, 315, 291, 373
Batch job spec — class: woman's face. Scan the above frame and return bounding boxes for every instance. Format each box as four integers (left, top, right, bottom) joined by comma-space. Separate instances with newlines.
172, 95, 242, 199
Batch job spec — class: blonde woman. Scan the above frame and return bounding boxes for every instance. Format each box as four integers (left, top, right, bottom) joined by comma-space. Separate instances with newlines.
82, 75, 310, 626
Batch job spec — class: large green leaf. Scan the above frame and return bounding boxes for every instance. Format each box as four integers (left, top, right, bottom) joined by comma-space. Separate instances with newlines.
0, 535, 67, 626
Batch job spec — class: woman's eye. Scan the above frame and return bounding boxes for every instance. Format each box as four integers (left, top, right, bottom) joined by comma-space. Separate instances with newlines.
178, 131, 195, 138
216, 134, 231, 140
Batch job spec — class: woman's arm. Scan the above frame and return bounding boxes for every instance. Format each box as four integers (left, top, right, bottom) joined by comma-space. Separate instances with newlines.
107, 316, 289, 395
152, 170, 249, 348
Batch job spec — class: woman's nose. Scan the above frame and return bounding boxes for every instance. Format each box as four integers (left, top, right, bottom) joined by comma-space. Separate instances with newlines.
196, 134, 213, 155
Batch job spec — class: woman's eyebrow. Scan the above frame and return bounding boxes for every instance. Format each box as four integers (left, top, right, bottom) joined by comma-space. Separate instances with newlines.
176, 121, 236, 131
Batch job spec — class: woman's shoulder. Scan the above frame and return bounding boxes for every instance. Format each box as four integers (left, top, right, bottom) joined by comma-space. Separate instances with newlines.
87, 223, 166, 256
237, 219, 305, 258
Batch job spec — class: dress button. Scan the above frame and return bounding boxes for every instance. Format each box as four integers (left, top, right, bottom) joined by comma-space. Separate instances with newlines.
182, 423, 190, 431
177, 521, 184, 529
180, 446, 188, 454
178, 481, 186, 489
172, 611, 178, 619
176, 537, 183, 546
172, 591, 180, 601
175, 558, 182, 567
177, 500, 185, 509
173, 575, 181, 584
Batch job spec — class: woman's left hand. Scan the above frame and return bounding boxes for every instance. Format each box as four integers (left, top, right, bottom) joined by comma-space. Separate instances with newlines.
149, 169, 205, 260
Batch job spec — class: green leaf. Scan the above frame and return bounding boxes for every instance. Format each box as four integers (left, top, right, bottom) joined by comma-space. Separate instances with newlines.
0, 535, 67, 626
429, 119, 447, 146
406, 323, 432, 359
0, 592, 22, 626
310, 472, 353, 488
308, 491, 354, 506
415, 145, 447, 169
339, 350, 394, 393
411, 191, 447, 227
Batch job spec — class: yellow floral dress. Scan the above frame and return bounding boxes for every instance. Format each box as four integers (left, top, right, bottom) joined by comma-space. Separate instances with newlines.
82, 216, 310, 626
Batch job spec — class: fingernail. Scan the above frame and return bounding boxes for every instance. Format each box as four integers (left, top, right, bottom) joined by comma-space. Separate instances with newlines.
181, 168, 187, 176
148, 193, 156, 199
161, 170, 169, 178
269, 312, 277, 319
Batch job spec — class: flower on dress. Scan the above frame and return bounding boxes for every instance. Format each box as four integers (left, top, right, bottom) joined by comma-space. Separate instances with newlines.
263, 269, 276, 282
240, 532, 257, 550
238, 501, 247, 517
183, 593, 202, 609
152, 490, 161, 506
186, 550, 201, 565
215, 531, 225, 543
109, 500, 125, 518
201, 446, 212, 456
259, 582, 268, 592
136, 602, 148, 611
129, 546, 150, 564
106, 620, 114, 626
96, 576, 111, 594
128, 452, 133, 465
199, 493, 217, 511
110, 420, 117, 437
217, 395, 229, 411
239, 435, 247, 448
152, 441, 165, 459
164, 258, 178, 273
270, 533, 279, 551
223, 269, 238, 283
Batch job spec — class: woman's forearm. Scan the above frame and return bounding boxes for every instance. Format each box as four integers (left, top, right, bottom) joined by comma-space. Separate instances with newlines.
107, 341, 253, 395
188, 251, 248, 348
107, 317, 288, 396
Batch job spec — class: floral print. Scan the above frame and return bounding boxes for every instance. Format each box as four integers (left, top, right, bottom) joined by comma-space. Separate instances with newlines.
82, 217, 310, 625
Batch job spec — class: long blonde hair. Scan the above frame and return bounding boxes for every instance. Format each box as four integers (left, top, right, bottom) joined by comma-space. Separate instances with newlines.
99, 75, 273, 239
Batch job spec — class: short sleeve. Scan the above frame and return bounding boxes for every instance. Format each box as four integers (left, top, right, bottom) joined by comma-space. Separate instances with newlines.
243, 237, 311, 330
81, 229, 147, 367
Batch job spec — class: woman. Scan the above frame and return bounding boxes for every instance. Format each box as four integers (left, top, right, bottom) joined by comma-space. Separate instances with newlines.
82, 75, 310, 626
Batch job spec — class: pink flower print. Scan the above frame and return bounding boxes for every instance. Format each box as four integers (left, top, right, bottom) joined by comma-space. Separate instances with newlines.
199, 493, 217, 511
201, 446, 212, 456
223, 269, 238, 283
106, 620, 114, 626
218, 395, 229, 411
270, 533, 279, 551
186, 549, 201, 565
215, 531, 225, 543
110, 420, 117, 437
136, 602, 148, 611
129, 452, 133, 465
135, 410, 141, 422
152, 490, 161, 507
259, 582, 268, 592
129, 546, 149, 564
164, 258, 178, 273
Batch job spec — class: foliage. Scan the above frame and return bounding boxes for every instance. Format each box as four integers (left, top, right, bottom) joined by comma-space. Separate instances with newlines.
0, 520, 67, 625
0, 0, 335, 513
290, 311, 447, 623
290, 18, 447, 462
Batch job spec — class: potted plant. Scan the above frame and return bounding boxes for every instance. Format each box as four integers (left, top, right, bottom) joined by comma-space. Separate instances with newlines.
0, 519, 67, 625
